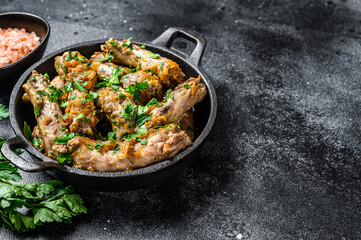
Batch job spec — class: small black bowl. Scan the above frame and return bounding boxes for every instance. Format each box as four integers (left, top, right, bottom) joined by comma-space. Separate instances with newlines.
0, 12, 50, 90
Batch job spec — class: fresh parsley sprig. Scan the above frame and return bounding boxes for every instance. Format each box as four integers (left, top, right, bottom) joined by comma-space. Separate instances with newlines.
0, 137, 86, 232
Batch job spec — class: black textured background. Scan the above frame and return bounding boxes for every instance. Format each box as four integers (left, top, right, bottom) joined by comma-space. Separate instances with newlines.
1, 0, 361, 239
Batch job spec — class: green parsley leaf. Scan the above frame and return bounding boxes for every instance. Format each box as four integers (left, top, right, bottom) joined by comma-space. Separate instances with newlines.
34, 106, 40, 118
183, 84, 191, 89
32, 137, 42, 147
140, 138, 148, 145
76, 114, 91, 123
69, 95, 77, 100
112, 144, 120, 153
121, 103, 137, 120
0, 104, 9, 120
139, 45, 146, 49
65, 50, 72, 61
57, 152, 72, 164
64, 80, 74, 92
135, 82, 149, 91
119, 93, 126, 100
55, 133, 78, 144
23, 122, 32, 141
87, 144, 93, 150
122, 125, 147, 141
99, 54, 114, 63
107, 132, 116, 141
164, 89, 173, 99
94, 142, 103, 151
86, 91, 98, 101
160, 61, 164, 71
60, 101, 69, 108
110, 42, 117, 46
122, 37, 133, 50
148, 52, 160, 59
43, 73, 49, 79
136, 113, 152, 126
74, 81, 86, 92
60, 126, 66, 131
14, 148, 21, 154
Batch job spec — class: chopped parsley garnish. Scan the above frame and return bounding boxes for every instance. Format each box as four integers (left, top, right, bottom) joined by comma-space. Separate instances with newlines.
60, 101, 69, 108
86, 91, 98, 101
64, 80, 74, 92
136, 63, 141, 71
99, 53, 114, 63
55, 133, 79, 144
110, 42, 117, 46
14, 148, 21, 154
140, 138, 148, 145
74, 81, 86, 92
121, 103, 137, 120
66, 50, 72, 61
32, 137, 42, 147
23, 121, 32, 141
54, 114, 58, 118
136, 113, 152, 126
0, 104, 9, 119
44, 73, 49, 78
122, 125, 147, 141
164, 89, 173, 99
107, 132, 116, 141
122, 37, 133, 50
125, 82, 149, 102
112, 144, 120, 154
48, 85, 64, 102
160, 62, 164, 71
148, 52, 160, 59
69, 95, 77, 100
183, 84, 191, 89
88, 144, 93, 150
34, 106, 40, 117
60, 126, 66, 131
119, 93, 126, 100
76, 114, 91, 123
112, 121, 119, 126
57, 152, 72, 164
94, 142, 104, 151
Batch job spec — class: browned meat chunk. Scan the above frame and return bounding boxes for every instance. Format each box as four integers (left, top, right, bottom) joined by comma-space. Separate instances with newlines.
103, 38, 185, 89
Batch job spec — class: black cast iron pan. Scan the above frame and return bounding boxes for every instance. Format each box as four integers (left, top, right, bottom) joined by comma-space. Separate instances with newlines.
1, 28, 217, 191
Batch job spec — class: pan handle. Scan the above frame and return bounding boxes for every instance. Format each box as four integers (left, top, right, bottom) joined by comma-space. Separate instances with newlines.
1, 136, 63, 172
151, 27, 207, 67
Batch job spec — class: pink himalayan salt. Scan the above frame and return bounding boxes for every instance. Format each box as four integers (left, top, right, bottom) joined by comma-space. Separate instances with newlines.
0, 28, 40, 67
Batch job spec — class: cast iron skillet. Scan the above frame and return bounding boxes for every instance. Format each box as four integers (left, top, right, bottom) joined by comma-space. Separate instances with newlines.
0, 12, 50, 90
1, 28, 217, 191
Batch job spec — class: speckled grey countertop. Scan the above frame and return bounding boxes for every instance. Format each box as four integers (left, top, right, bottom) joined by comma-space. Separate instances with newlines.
1, 0, 361, 239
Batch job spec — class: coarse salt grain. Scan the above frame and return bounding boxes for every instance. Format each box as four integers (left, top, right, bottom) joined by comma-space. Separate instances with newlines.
0, 28, 40, 67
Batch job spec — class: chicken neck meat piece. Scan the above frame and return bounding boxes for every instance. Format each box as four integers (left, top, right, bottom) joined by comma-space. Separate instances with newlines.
67, 124, 192, 172
90, 52, 129, 81
103, 38, 185, 89
54, 51, 99, 137
22, 70, 69, 158
147, 76, 206, 128
96, 87, 136, 140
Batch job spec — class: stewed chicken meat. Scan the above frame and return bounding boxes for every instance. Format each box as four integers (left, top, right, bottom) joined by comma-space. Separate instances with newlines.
22, 37, 206, 172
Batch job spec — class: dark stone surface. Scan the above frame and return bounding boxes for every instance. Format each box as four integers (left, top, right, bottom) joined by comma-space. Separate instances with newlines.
1, 0, 361, 239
